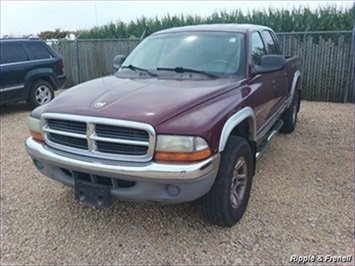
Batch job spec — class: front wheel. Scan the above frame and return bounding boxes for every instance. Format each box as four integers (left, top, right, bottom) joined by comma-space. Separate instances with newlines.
198, 136, 254, 227
27, 80, 55, 109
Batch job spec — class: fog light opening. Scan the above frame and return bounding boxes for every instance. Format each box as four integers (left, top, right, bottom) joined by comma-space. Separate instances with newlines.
97, 195, 104, 206
33, 159, 44, 170
166, 185, 180, 196
79, 191, 85, 201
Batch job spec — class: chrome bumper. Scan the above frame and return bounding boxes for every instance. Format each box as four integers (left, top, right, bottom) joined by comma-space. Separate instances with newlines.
25, 137, 220, 181
25, 137, 220, 203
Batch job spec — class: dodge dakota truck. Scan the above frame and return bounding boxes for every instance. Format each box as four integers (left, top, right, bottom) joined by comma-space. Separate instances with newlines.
25, 24, 301, 227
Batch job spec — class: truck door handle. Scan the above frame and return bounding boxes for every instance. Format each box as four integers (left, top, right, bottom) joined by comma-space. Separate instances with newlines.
272, 80, 276, 85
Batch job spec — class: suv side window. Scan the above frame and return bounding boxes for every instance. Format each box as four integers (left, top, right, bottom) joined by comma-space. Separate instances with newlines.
0, 44, 28, 64
251, 32, 266, 65
26, 43, 53, 60
262, 31, 279, 54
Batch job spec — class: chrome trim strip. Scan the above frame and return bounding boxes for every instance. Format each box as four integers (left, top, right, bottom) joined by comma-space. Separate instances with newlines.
0, 58, 55, 67
25, 137, 220, 180
256, 120, 283, 160
91, 135, 149, 146
43, 126, 87, 139
41, 113, 156, 162
256, 101, 287, 144
87, 123, 96, 151
219, 107, 257, 152
0, 85, 24, 92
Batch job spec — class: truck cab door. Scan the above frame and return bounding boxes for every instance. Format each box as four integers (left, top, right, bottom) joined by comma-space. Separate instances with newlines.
272, 68, 288, 111
247, 31, 275, 132
261, 30, 288, 113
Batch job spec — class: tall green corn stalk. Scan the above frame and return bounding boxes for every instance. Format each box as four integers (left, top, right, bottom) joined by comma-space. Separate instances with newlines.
77, 5, 354, 39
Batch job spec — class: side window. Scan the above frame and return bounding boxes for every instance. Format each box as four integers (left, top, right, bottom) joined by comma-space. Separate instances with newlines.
251, 32, 266, 65
262, 31, 279, 54
26, 43, 53, 60
0, 44, 28, 64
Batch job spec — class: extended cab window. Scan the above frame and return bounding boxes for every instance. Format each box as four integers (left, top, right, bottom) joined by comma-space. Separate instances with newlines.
262, 31, 279, 54
251, 32, 266, 65
27, 43, 52, 60
0, 44, 28, 64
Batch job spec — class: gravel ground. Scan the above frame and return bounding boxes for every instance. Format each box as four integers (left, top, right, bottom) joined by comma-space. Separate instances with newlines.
1, 100, 354, 265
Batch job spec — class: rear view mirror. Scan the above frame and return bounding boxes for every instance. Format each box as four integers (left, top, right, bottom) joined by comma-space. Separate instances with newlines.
113, 55, 126, 71
252, 55, 286, 75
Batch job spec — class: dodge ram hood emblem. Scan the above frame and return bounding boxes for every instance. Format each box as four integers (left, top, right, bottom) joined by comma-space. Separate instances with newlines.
94, 102, 106, 108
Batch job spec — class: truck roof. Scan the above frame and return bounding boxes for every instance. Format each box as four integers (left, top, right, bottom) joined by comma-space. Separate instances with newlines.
153, 24, 273, 35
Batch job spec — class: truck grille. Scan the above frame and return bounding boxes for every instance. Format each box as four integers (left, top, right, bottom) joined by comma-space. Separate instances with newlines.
41, 114, 156, 162
47, 119, 86, 134
49, 133, 89, 150
95, 124, 149, 141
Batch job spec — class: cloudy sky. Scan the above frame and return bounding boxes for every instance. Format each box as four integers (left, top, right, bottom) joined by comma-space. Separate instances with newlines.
1, 1, 353, 36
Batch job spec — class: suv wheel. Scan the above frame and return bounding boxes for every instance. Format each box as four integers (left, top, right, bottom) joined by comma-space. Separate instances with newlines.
27, 80, 55, 109
198, 136, 254, 227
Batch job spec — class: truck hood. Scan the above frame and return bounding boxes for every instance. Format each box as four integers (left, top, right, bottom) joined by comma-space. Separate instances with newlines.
43, 76, 243, 126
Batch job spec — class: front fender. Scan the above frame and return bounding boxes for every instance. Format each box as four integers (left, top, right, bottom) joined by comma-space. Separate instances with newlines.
155, 87, 245, 152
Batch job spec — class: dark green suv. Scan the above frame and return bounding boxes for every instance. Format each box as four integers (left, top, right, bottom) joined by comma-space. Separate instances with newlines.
0, 39, 66, 109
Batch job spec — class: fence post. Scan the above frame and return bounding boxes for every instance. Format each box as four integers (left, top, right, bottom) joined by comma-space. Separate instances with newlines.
75, 38, 80, 85
343, 26, 354, 103
140, 30, 146, 40
75, 33, 82, 85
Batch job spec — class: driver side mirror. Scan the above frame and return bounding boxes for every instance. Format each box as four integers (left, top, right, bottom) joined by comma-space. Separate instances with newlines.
252, 55, 286, 75
113, 55, 126, 71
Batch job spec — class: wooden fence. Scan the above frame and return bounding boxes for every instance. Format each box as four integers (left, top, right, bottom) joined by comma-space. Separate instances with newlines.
52, 31, 354, 103
52, 39, 141, 87
277, 31, 354, 103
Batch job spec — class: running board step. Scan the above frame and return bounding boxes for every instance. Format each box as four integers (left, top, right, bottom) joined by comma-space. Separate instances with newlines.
256, 119, 283, 160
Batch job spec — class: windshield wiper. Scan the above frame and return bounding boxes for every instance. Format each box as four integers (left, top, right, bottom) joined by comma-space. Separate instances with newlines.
121, 65, 158, 77
156, 67, 219, 78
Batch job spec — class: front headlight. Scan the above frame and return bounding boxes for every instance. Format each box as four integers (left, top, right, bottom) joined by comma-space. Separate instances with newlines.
155, 135, 211, 162
27, 116, 43, 141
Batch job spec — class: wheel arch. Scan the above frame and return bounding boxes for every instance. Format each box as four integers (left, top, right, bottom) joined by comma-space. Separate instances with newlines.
286, 70, 301, 109
218, 107, 257, 153
218, 107, 257, 177
24, 69, 58, 99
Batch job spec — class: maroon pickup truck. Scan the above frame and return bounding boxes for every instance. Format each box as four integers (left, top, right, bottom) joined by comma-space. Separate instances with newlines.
26, 24, 301, 227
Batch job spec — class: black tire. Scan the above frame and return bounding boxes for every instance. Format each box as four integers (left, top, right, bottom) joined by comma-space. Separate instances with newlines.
280, 90, 299, 134
27, 79, 55, 109
198, 136, 254, 227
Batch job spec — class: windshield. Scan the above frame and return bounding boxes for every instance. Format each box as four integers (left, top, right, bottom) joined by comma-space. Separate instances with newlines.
120, 32, 246, 77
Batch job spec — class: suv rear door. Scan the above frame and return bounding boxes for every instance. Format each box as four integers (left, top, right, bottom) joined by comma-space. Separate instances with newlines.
23, 41, 65, 86
0, 43, 29, 104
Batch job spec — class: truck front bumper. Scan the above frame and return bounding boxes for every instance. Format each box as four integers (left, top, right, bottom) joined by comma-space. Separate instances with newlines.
25, 137, 220, 204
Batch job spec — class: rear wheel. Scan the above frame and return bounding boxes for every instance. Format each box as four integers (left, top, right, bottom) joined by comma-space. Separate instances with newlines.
198, 136, 254, 227
27, 80, 55, 109
280, 90, 299, 133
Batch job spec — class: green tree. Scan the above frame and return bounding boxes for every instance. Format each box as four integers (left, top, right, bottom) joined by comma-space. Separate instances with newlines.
38, 28, 72, 40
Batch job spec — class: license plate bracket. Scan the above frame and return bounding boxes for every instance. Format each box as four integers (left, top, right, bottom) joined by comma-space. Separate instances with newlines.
74, 178, 112, 208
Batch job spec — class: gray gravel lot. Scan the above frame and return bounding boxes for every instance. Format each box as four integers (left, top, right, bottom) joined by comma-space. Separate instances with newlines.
1, 100, 354, 265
